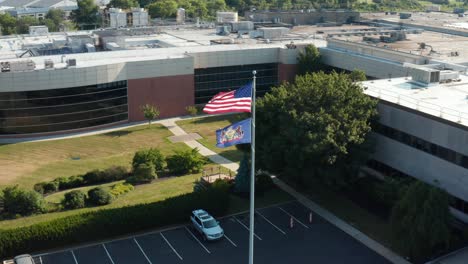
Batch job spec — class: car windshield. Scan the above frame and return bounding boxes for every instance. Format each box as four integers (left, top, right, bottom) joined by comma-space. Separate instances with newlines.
203, 219, 218, 228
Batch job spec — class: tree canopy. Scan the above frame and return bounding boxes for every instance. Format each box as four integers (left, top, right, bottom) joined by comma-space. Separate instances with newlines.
147, 0, 178, 18
256, 71, 377, 188
107, 0, 139, 9
391, 181, 451, 259
297, 44, 323, 75
72, 0, 99, 29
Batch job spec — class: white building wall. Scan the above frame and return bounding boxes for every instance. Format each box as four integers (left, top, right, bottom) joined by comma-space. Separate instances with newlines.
373, 133, 468, 205
377, 102, 468, 157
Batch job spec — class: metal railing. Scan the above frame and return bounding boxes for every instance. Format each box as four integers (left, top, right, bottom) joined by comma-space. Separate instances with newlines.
365, 86, 468, 125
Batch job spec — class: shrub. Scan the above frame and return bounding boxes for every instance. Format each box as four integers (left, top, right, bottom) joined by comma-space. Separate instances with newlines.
83, 170, 103, 185
256, 172, 274, 194
211, 178, 232, 193
33, 182, 47, 194
166, 148, 205, 175
109, 183, 134, 197
61, 190, 86, 210
185, 105, 198, 116
61, 175, 85, 190
132, 148, 165, 172
87, 187, 113, 206
101, 166, 129, 182
126, 163, 157, 185
0, 188, 229, 258
2, 186, 46, 216
43, 181, 59, 194
54, 177, 69, 190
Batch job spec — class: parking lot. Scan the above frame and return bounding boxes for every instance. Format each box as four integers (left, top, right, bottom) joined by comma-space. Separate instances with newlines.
31, 201, 391, 264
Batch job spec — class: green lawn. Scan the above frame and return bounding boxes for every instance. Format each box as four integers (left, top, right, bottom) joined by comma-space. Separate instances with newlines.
177, 114, 247, 163
0, 125, 188, 189
0, 173, 204, 229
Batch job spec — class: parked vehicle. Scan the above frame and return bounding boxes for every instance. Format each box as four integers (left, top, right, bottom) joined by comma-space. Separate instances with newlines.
3, 254, 34, 264
190, 209, 224, 241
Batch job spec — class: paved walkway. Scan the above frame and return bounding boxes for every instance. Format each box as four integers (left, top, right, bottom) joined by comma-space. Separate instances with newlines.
159, 117, 411, 264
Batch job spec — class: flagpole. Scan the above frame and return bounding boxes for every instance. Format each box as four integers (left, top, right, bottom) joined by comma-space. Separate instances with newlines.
248, 71, 256, 264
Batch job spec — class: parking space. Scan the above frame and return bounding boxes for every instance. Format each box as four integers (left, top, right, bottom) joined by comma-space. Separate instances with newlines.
34, 200, 391, 264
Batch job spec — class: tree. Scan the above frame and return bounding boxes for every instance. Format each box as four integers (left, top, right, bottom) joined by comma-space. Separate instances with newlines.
297, 44, 323, 75
45, 9, 65, 31
0, 13, 17, 35
62, 190, 86, 210
72, 0, 99, 29
2, 186, 46, 216
132, 148, 165, 171
87, 187, 113, 206
256, 72, 378, 188
391, 181, 451, 259
107, 0, 139, 9
141, 104, 160, 127
349, 69, 367, 82
147, 0, 178, 18
234, 154, 250, 193
16, 16, 39, 34
207, 0, 227, 16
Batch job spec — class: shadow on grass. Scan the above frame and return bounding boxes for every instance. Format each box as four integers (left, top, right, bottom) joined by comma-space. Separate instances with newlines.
101, 130, 133, 138
192, 114, 249, 125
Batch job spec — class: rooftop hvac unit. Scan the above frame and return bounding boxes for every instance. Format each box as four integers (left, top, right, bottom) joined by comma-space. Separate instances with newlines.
44, 59, 54, 69
66, 59, 76, 67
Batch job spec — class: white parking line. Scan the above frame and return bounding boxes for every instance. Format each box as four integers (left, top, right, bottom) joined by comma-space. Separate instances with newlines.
256, 210, 287, 235
39, 256, 43, 264
232, 216, 263, 241
160, 232, 183, 260
184, 226, 211, 254
102, 244, 116, 264
134, 238, 153, 264
223, 233, 238, 247
278, 207, 309, 229
71, 251, 78, 264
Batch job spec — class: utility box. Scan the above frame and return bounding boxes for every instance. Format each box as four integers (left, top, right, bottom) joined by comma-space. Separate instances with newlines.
216, 12, 238, 23
176, 8, 185, 24
399, 13, 411, 19
132, 8, 148, 26
109, 8, 127, 28
229, 21, 254, 33
29, 25, 49, 36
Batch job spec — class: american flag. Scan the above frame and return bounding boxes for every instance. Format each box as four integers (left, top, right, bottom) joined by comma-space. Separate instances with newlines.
203, 82, 252, 114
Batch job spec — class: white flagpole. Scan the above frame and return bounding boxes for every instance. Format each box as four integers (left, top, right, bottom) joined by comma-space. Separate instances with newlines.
248, 70, 257, 264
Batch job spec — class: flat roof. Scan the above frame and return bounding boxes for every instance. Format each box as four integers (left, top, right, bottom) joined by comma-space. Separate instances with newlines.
362, 75, 468, 126
362, 12, 468, 33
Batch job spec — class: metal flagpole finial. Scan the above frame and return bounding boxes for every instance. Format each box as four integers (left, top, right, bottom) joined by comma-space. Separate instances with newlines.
252, 70, 257, 76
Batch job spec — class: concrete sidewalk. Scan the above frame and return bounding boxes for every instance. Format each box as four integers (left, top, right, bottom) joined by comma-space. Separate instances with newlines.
160, 117, 411, 264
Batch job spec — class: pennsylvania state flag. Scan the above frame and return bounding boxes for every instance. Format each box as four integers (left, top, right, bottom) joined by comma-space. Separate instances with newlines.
216, 118, 251, 148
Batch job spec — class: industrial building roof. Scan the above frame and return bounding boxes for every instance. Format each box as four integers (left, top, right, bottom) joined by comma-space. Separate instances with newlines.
0, 0, 37, 7
362, 75, 468, 126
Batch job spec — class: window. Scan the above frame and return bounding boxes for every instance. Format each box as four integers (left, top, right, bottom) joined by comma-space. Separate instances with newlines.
194, 63, 278, 105
0, 81, 128, 134
373, 122, 468, 169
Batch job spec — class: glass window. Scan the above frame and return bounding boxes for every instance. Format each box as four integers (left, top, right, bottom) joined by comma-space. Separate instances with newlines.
0, 81, 128, 134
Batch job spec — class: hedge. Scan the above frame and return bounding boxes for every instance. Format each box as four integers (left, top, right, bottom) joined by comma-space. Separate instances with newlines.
0, 188, 229, 258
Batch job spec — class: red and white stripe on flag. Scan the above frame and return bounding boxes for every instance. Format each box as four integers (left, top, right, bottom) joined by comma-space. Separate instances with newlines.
203, 91, 252, 114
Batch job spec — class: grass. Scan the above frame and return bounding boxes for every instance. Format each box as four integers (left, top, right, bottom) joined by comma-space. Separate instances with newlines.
0, 125, 188, 189
176, 114, 247, 163
0, 172, 204, 229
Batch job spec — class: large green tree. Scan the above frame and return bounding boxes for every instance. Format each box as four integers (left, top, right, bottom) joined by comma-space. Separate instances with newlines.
147, 0, 178, 18
391, 181, 451, 259
297, 44, 323, 75
16, 16, 39, 34
107, 0, 139, 9
256, 71, 377, 188
0, 13, 17, 35
72, 0, 99, 29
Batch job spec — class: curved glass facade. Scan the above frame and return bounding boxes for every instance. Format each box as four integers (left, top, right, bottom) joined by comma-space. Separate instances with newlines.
0, 81, 128, 134
194, 63, 278, 105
